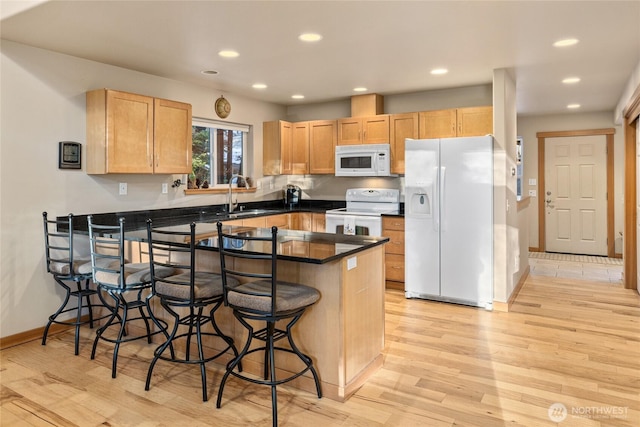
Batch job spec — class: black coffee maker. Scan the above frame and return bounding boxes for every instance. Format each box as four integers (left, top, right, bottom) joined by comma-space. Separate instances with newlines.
284, 184, 301, 209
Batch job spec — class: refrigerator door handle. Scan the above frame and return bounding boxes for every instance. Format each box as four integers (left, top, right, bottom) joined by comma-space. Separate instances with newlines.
440, 166, 446, 231
433, 166, 440, 231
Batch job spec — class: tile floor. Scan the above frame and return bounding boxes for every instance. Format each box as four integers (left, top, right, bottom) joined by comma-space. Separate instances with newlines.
528, 252, 623, 284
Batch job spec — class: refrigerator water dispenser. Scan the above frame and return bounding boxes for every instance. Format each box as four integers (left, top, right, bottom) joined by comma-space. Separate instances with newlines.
408, 188, 431, 216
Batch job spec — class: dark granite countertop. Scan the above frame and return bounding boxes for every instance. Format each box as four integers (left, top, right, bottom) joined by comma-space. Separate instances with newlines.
64, 199, 389, 264
65, 199, 346, 232
127, 222, 388, 265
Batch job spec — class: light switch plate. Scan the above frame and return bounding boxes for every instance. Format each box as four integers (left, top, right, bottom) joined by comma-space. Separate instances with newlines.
162, 183, 168, 194
529, 190, 537, 197
529, 178, 537, 186
347, 257, 357, 270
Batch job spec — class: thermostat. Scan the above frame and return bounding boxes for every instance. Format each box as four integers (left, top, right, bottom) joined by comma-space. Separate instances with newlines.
58, 141, 81, 169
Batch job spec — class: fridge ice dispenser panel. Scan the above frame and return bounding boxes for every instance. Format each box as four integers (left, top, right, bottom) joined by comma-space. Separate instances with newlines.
408, 187, 432, 217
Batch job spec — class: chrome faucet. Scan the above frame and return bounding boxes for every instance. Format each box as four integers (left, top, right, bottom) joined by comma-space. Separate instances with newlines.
228, 174, 249, 213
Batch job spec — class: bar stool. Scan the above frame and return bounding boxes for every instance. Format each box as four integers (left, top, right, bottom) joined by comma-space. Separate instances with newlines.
42, 212, 105, 355
145, 220, 240, 401
215, 222, 322, 426
87, 215, 175, 378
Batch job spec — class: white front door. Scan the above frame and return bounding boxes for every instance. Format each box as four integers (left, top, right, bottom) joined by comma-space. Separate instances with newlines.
545, 135, 607, 255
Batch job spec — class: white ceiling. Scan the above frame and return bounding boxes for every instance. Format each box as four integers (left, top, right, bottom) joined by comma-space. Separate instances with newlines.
1, 0, 639, 116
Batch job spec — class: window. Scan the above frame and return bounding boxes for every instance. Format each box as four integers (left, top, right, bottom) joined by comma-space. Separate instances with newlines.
191, 118, 249, 187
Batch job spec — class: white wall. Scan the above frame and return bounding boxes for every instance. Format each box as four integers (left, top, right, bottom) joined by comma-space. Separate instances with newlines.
492, 68, 520, 303
517, 112, 624, 252
0, 41, 286, 337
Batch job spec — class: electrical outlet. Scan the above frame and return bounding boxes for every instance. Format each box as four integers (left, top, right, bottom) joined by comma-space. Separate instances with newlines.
162, 183, 168, 194
119, 182, 127, 195
256, 179, 262, 190
529, 190, 537, 197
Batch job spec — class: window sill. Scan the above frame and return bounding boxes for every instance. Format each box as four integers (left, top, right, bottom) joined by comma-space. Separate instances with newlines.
183, 187, 257, 196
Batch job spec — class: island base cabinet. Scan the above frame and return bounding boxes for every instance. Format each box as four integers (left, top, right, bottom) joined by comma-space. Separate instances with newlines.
154, 244, 386, 402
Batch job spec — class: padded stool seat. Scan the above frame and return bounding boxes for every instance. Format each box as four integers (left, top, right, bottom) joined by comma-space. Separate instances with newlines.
227, 280, 319, 313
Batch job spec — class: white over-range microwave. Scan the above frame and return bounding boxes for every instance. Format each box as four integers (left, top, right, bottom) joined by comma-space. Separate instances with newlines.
335, 143, 392, 177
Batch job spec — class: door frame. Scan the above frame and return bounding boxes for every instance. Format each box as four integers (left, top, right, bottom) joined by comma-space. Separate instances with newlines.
536, 128, 615, 257
623, 84, 640, 290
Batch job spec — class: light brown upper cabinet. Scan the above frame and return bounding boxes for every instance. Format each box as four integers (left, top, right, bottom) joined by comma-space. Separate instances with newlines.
264, 120, 333, 175
389, 113, 419, 174
263, 120, 292, 176
291, 121, 310, 174
86, 89, 192, 174
309, 120, 337, 174
419, 106, 492, 139
153, 98, 193, 174
337, 115, 390, 145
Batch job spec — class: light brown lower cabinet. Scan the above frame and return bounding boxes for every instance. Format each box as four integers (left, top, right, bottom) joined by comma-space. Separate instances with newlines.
382, 216, 405, 290
265, 213, 291, 229
295, 212, 325, 232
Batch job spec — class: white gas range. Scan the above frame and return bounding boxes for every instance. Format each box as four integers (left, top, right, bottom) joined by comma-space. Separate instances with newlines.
325, 188, 400, 237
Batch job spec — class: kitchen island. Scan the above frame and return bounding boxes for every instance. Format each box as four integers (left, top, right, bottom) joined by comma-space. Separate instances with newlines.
124, 221, 388, 402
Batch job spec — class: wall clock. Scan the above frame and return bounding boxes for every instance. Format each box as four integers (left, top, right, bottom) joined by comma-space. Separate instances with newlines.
215, 95, 231, 118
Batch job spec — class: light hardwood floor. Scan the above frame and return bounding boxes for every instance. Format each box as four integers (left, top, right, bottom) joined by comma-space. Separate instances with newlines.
2, 268, 639, 426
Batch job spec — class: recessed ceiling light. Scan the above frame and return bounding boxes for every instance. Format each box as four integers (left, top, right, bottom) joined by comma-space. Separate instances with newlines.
252, 83, 267, 89
291, 94, 305, 99
553, 38, 579, 47
299, 33, 322, 42
218, 50, 239, 58
201, 70, 218, 75
430, 68, 448, 75
567, 103, 581, 109
353, 87, 367, 92
562, 77, 581, 84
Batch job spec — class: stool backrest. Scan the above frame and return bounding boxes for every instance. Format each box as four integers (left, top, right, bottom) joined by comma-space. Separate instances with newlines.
216, 222, 278, 315
42, 212, 84, 277
146, 220, 196, 302
87, 215, 128, 290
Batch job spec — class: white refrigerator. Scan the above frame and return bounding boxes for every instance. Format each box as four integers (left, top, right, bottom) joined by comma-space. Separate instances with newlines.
404, 136, 493, 309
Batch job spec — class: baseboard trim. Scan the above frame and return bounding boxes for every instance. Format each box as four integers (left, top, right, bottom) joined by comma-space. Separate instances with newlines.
0, 315, 91, 350
493, 265, 530, 312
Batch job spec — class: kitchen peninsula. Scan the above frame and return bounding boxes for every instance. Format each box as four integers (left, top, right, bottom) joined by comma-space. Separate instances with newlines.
77, 208, 388, 402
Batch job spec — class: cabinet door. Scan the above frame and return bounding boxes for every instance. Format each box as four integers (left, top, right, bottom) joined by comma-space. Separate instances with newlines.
263, 120, 291, 176
362, 115, 389, 144
385, 254, 405, 282
418, 109, 456, 139
457, 106, 493, 137
281, 121, 294, 175
312, 212, 325, 232
154, 98, 192, 174
297, 212, 312, 231
106, 90, 154, 173
309, 120, 337, 174
242, 216, 266, 228
337, 118, 362, 145
265, 214, 290, 229
389, 113, 418, 174
291, 122, 309, 174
